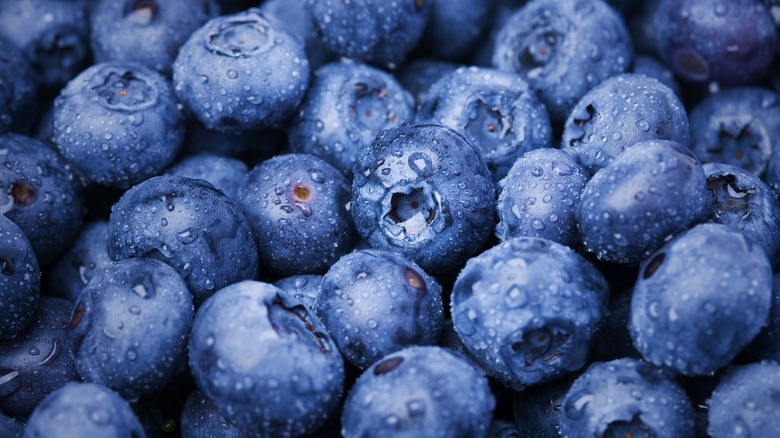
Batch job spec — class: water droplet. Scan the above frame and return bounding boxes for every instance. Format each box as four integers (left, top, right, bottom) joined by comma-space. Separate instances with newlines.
28, 346, 40, 356
308, 169, 325, 183
226, 69, 238, 79
504, 286, 527, 308
126, 349, 137, 361
176, 228, 198, 244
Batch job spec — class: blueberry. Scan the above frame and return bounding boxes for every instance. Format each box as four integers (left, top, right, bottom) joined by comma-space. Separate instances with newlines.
451, 237, 610, 390
260, 0, 335, 70
166, 153, 249, 201
23, 382, 146, 437
0, 0, 91, 89
90, 0, 218, 75
179, 389, 247, 438
743, 273, 780, 362
236, 153, 357, 275
703, 162, 780, 267
0, 214, 40, 340
707, 362, 780, 438
67, 258, 194, 400
273, 274, 323, 312
0, 38, 37, 135
630, 223, 773, 375
188, 280, 344, 437
492, 0, 633, 121
305, 0, 431, 68
0, 133, 85, 268
107, 175, 259, 305
654, 0, 776, 85
512, 375, 575, 437
416, 66, 552, 180
496, 147, 589, 247
173, 8, 309, 133
419, 0, 495, 61
351, 123, 496, 274
577, 139, 709, 264
689, 87, 780, 177
288, 61, 415, 176
559, 358, 695, 438
562, 73, 689, 175
0, 413, 22, 438
341, 346, 495, 438
45, 220, 112, 303
314, 249, 444, 370
394, 58, 459, 106
0, 296, 77, 419
631, 55, 681, 97
52, 62, 184, 189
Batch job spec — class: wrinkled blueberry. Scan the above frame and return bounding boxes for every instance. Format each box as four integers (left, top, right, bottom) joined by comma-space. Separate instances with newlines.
351, 123, 496, 274
451, 237, 609, 390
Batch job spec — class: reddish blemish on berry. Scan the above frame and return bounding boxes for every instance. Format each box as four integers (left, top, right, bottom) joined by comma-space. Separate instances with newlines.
414, 0, 425, 12
643, 253, 665, 279
10, 181, 36, 206
119, 90, 127, 97
68, 303, 85, 330
374, 356, 404, 375
404, 267, 426, 291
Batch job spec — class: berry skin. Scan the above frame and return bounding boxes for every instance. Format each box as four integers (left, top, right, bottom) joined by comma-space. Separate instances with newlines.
188, 280, 345, 438
351, 123, 496, 274
496, 147, 589, 247
341, 346, 495, 438
67, 258, 194, 400
577, 139, 709, 264
416, 66, 552, 180
23, 382, 146, 437
0, 297, 77, 418
630, 223, 773, 376
654, 0, 776, 85
0, 38, 37, 135
0, 214, 40, 340
180, 389, 248, 438
273, 274, 323, 312
562, 73, 690, 175
52, 61, 185, 189
707, 362, 780, 438
107, 175, 259, 305
236, 153, 357, 276
559, 358, 695, 438
166, 153, 249, 201
314, 249, 443, 370
492, 0, 633, 121
173, 8, 310, 133
288, 61, 415, 176
689, 86, 780, 177
451, 237, 609, 390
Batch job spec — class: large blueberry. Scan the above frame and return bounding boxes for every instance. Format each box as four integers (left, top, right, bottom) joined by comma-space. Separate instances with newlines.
90, 0, 218, 75
341, 346, 495, 438
0, 214, 40, 339
512, 375, 576, 437
654, 0, 776, 84
188, 280, 344, 437
559, 358, 695, 438
236, 153, 357, 276
314, 249, 443, 370
0, 296, 77, 418
689, 86, 780, 177
492, 0, 632, 121
703, 162, 780, 267
67, 258, 194, 400
305, 0, 431, 68
52, 61, 184, 188
288, 61, 415, 176
260, 0, 335, 70
107, 175, 259, 305
0, 38, 37, 135
351, 123, 496, 274
173, 8, 309, 133
0, 133, 85, 268
419, 0, 495, 61
630, 223, 772, 375
707, 362, 780, 438
562, 73, 689, 175
496, 147, 589, 247
416, 66, 552, 180
23, 382, 146, 437
273, 274, 323, 312
577, 139, 709, 264
451, 237, 609, 390
0, 0, 91, 89
45, 220, 112, 303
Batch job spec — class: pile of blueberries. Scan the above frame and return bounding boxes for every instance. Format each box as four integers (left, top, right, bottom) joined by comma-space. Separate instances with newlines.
3, 0, 780, 436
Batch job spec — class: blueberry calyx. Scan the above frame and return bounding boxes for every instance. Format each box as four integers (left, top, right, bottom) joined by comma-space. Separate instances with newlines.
373, 356, 404, 375
28, 25, 88, 76
510, 325, 571, 368
707, 121, 765, 168
207, 17, 272, 58
353, 83, 397, 131
707, 174, 755, 217
603, 413, 654, 438
463, 95, 513, 146
10, 181, 36, 207
267, 295, 333, 354
642, 253, 666, 279
92, 69, 157, 111
383, 183, 448, 244
123, 0, 158, 25
521, 29, 562, 71
566, 104, 597, 147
